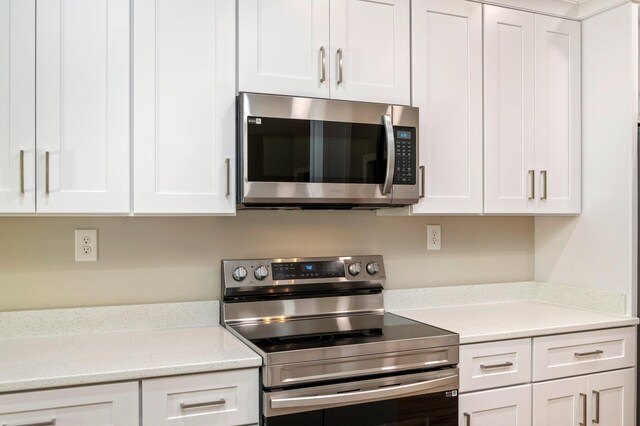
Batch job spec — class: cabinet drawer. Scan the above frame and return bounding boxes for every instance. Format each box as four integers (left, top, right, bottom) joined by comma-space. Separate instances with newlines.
533, 327, 636, 381
460, 338, 532, 392
142, 368, 259, 426
0, 382, 138, 425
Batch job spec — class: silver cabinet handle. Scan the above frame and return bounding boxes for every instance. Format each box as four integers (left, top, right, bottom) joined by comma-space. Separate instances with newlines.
480, 361, 513, 370
579, 393, 587, 426
20, 149, 25, 194
528, 170, 535, 200
574, 350, 603, 357
419, 165, 425, 198
337, 48, 344, 84
541, 170, 547, 200
463, 412, 471, 426
592, 390, 600, 424
45, 151, 50, 195
5, 421, 56, 426
271, 375, 456, 410
319, 46, 326, 83
225, 158, 231, 197
180, 398, 226, 410
382, 114, 395, 195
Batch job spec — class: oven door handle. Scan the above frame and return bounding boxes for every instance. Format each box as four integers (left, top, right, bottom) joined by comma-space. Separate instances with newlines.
270, 375, 456, 410
382, 113, 395, 195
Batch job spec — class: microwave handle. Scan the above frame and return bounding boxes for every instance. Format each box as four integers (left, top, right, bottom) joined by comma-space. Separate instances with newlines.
382, 114, 395, 195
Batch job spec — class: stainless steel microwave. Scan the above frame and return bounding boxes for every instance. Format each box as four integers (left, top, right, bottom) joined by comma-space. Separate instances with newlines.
237, 93, 419, 208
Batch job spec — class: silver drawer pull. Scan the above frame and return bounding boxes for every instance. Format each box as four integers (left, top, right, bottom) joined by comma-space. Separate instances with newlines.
480, 361, 513, 370
6, 421, 56, 426
180, 399, 226, 410
574, 350, 604, 357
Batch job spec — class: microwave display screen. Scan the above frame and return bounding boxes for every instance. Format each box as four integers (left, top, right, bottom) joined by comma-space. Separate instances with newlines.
247, 117, 388, 184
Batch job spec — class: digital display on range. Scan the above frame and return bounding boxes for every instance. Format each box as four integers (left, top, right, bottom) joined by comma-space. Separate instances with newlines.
272, 261, 345, 280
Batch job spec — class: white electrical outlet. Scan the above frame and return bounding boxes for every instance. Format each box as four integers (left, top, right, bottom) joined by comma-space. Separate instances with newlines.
75, 229, 98, 261
427, 225, 441, 250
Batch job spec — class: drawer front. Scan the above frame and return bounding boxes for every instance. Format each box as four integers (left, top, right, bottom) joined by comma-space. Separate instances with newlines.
460, 338, 532, 392
142, 368, 259, 426
0, 382, 138, 426
533, 327, 636, 381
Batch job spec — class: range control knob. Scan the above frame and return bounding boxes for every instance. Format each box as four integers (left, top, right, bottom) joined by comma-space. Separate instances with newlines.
254, 265, 269, 280
232, 266, 247, 282
348, 262, 362, 276
366, 262, 380, 275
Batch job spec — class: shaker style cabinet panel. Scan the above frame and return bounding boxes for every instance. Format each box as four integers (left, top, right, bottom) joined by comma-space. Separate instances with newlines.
410, 0, 482, 214
36, 0, 130, 214
459, 384, 532, 426
0, 0, 35, 214
534, 14, 581, 214
237, 0, 409, 104
133, 0, 236, 214
533, 369, 635, 426
0, 382, 139, 425
329, 0, 410, 104
237, 0, 330, 98
483, 5, 536, 215
485, 6, 581, 215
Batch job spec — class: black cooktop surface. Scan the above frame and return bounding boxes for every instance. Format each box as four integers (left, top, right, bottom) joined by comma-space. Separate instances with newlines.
231, 312, 456, 354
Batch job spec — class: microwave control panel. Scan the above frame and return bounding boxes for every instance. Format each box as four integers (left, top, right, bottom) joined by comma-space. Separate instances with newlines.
393, 127, 417, 185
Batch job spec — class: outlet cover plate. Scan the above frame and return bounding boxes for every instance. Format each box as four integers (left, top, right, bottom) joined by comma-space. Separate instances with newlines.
427, 225, 441, 250
75, 229, 98, 261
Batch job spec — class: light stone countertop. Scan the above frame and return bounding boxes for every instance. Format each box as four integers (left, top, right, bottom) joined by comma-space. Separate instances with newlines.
390, 300, 639, 344
0, 325, 261, 393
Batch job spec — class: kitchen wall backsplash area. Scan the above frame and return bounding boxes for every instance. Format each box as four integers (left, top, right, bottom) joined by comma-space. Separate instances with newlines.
0, 212, 533, 311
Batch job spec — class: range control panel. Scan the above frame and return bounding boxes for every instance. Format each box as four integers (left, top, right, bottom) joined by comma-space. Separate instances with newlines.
222, 255, 386, 292
392, 127, 417, 186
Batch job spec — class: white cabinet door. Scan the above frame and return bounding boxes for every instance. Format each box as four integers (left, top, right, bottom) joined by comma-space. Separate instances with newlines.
534, 14, 581, 214
329, 0, 410, 104
410, 0, 482, 214
238, 0, 330, 98
134, 0, 236, 214
36, 0, 130, 214
460, 384, 531, 426
533, 376, 587, 426
0, 382, 138, 425
0, 0, 35, 214
484, 5, 536, 214
587, 368, 635, 426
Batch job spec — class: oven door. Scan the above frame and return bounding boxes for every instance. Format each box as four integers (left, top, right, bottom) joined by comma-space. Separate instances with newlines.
238, 93, 418, 206
262, 369, 458, 426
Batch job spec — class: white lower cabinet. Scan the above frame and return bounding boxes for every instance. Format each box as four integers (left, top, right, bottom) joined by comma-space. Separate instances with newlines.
0, 382, 138, 425
533, 368, 635, 426
460, 384, 532, 426
142, 369, 259, 426
459, 328, 636, 426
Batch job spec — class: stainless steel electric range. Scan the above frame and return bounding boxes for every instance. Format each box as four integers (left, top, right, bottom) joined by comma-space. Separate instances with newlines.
220, 255, 459, 426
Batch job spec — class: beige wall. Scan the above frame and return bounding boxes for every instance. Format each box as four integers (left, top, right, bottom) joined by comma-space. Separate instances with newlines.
0, 212, 534, 311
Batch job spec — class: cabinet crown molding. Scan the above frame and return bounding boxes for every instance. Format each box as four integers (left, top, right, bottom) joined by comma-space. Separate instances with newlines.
473, 0, 633, 20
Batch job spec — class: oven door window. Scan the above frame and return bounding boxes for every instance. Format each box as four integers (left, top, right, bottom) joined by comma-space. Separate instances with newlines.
263, 392, 458, 426
247, 117, 387, 184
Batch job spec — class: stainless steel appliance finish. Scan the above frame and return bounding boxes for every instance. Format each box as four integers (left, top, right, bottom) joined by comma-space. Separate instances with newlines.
237, 93, 420, 208
220, 255, 459, 424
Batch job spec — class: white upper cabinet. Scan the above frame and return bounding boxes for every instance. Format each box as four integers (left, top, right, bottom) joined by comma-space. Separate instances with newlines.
329, 0, 410, 104
484, 5, 536, 215
0, 0, 35, 214
238, 0, 409, 104
238, 0, 330, 99
485, 6, 581, 215
410, 0, 482, 214
534, 14, 581, 214
36, 0, 130, 214
133, 0, 236, 215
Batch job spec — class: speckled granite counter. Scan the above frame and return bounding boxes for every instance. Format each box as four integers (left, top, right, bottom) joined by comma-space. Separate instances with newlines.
0, 302, 261, 393
386, 282, 639, 344
390, 300, 638, 344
